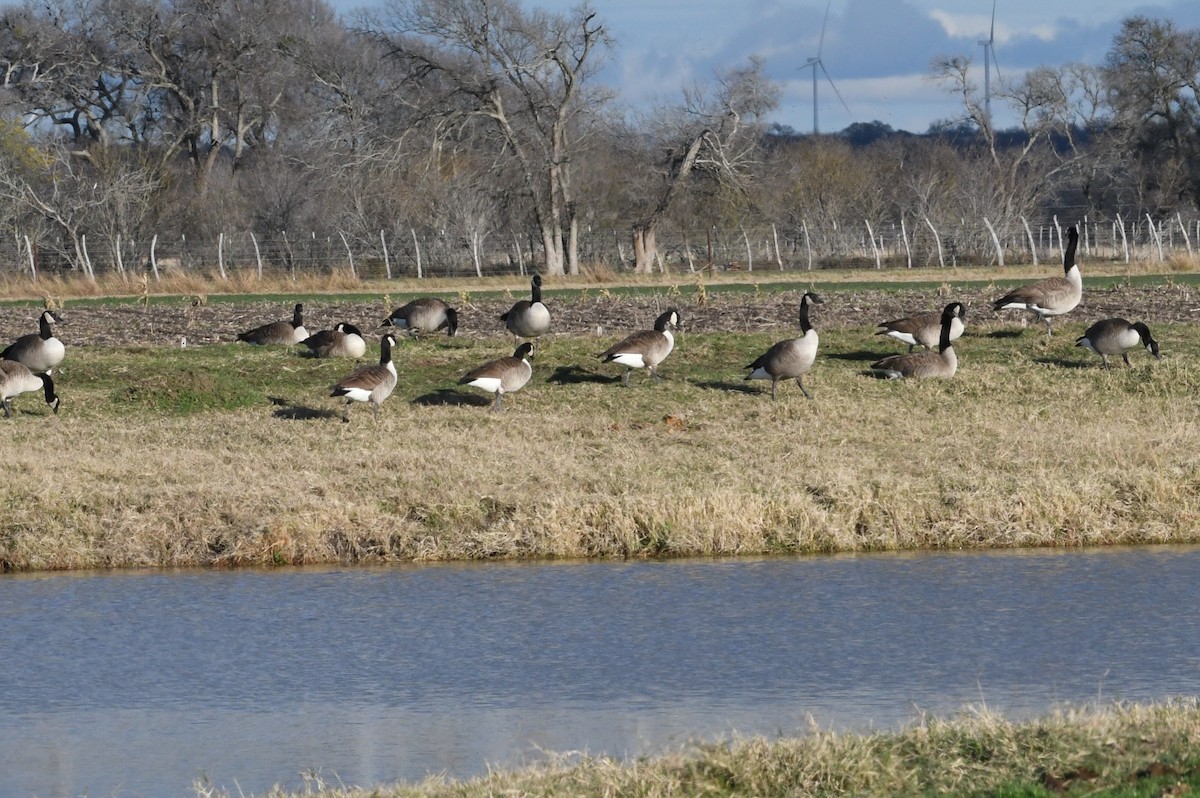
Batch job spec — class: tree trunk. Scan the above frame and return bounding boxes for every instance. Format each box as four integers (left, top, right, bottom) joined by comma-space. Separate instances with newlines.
633, 224, 657, 274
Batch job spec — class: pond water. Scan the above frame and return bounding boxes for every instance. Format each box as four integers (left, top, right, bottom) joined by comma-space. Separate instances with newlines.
3, 547, 1200, 797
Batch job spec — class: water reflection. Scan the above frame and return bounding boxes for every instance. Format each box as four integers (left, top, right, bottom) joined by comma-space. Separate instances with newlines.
2, 547, 1199, 797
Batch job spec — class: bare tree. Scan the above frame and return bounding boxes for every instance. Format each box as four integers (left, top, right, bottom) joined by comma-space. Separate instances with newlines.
377, 0, 609, 276
625, 59, 778, 273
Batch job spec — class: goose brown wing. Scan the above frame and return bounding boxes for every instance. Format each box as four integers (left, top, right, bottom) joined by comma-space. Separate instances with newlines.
601, 329, 661, 360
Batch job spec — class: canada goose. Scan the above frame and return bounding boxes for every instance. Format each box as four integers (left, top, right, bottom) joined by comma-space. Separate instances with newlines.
301, 323, 368, 358
993, 226, 1082, 336
745, 291, 823, 400
329, 333, 398, 422
383, 298, 459, 338
238, 303, 308, 345
877, 304, 966, 352
0, 359, 60, 417
1, 310, 65, 374
870, 302, 963, 379
459, 342, 534, 411
600, 309, 680, 387
500, 274, 551, 339
1075, 318, 1161, 369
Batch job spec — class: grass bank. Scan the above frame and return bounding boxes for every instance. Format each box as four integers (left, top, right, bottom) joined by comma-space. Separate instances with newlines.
214, 700, 1200, 797
2, 299, 1199, 571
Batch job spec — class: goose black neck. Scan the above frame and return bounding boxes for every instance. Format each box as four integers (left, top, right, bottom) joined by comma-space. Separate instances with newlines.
530, 278, 542, 303
39, 314, 53, 339
939, 314, 954, 353
1063, 228, 1078, 273
292, 304, 304, 327
379, 337, 393, 365
40, 373, 57, 404
799, 296, 813, 333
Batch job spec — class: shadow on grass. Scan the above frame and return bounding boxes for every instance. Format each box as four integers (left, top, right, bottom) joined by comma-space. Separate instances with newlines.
411, 389, 491, 407
268, 396, 340, 420
826, 349, 890, 362
986, 329, 1028, 339
1034, 356, 1096, 370
694, 379, 760, 395
546, 365, 612, 385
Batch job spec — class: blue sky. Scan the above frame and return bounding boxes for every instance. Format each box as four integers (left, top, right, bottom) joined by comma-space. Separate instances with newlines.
341, 1, 1200, 134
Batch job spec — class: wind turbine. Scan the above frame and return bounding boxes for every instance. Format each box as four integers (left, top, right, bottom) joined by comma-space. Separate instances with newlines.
801, 0, 850, 135
978, 0, 1001, 126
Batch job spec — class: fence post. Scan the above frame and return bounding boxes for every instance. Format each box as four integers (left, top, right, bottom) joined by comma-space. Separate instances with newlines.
250, 232, 262, 278
1146, 214, 1165, 261
865, 219, 881, 268
802, 220, 812, 271
380, 230, 392, 279
411, 228, 422, 278
339, 232, 356, 278
23, 234, 36, 282
149, 234, 160, 281
982, 217, 1004, 267
1177, 213, 1192, 257
1020, 217, 1038, 267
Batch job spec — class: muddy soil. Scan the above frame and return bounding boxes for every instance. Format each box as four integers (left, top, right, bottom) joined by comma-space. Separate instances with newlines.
1, 283, 1196, 348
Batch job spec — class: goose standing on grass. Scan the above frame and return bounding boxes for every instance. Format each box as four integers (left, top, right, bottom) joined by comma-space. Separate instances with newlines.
745, 291, 823, 400
0, 359, 60, 417
2, 310, 65, 374
330, 333, 398, 422
600, 309, 681, 387
1076, 318, 1161, 369
383, 298, 459, 338
501, 274, 551, 340
870, 302, 964, 379
237, 303, 308, 345
993, 225, 1082, 336
877, 304, 966, 353
459, 342, 534, 412
301, 322, 368, 359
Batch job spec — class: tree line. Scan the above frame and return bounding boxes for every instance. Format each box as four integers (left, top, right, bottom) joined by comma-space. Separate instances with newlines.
0, 0, 1198, 280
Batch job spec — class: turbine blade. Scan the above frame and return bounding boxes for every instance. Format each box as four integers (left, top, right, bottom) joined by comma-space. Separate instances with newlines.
991, 44, 1001, 80
820, 61, 851, 117
818, 0, 833, 57
989, 0, 997, 43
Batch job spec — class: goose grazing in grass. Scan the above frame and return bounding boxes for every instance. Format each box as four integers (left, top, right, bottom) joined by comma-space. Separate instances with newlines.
301, 322, 367, 359
0, 359, 60, 417
238, 303, 308, 345
877, 304, 965, 353
870, 302, 963, 380
2, 310, 65, 374
459, 342, 534, 411
600, 309, 680, 387
745, 291, 823, 400
1076, 318, 1161, 369
329, 333, 398, 422
383, 298, 459, 338
993, 225, 1082, 336
501, 274, 551, 339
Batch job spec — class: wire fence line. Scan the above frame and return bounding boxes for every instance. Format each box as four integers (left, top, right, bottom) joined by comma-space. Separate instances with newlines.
6, 214, 1199, 282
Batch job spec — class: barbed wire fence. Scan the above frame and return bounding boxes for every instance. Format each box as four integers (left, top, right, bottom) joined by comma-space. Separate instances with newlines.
3, 214, 1197, 283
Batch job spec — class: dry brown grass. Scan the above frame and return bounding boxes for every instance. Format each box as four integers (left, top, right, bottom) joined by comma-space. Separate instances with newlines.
2, 314, 1198, 571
